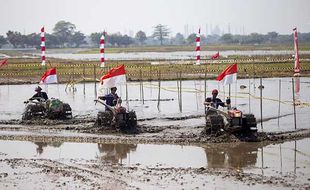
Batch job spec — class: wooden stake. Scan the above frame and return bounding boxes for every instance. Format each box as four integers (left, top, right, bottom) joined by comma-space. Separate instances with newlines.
260, 77, 263, 130
292, 78, 297, 130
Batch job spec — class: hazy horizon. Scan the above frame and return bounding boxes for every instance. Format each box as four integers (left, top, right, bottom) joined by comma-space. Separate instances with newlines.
0, 0, 309, 37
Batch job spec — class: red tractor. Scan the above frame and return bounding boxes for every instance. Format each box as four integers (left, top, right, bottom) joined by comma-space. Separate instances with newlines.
204, 99, 258, 140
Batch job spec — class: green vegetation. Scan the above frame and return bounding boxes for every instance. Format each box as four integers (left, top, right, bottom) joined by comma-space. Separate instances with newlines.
1, 58, 309, 85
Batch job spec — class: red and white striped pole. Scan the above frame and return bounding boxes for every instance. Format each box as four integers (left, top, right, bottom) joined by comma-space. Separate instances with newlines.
195, 28, 201, 65
293, 27, 300, 76
100, 34, 105, 68
41, 26, 46, 66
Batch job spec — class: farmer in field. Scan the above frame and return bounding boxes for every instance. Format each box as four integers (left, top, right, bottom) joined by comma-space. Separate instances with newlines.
204, 89, 230, 109
98, 87, 119, 110
31, 86, 48, 101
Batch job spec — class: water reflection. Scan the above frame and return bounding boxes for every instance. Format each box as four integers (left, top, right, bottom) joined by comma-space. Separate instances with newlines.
97, 143, 137, 163
204, 142, 261, 169
33, 142, 63, 155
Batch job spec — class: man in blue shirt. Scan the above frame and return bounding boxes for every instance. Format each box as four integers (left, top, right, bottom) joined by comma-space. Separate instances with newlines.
98, 87, 119, 110
204, 89, 229, 109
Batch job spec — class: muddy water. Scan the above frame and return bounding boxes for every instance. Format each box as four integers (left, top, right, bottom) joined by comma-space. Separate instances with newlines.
0, 139, 309, 181
0, 139, 309, 171
1, 77, 310, 132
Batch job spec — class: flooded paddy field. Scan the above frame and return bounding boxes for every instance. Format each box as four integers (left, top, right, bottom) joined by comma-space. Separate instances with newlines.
35, 50, 310, 60
0, 138, 309, 189
0, 77, 310, 189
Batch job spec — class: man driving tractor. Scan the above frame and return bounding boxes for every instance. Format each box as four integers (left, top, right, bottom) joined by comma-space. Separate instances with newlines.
98, 87, 119, 111
31, 86, 48, 101
204, 89, 231, 109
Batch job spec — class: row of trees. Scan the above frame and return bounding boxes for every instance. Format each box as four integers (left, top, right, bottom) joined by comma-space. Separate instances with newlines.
1, 20, 310, 48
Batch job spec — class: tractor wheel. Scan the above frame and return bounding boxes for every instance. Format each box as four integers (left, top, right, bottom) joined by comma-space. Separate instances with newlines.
95, 111, 113, 128
242, 114, 258, 141
63, 103, 72, 118
126, 111, 138, 133
22, 107, 33, 120
205, 114, 224, 135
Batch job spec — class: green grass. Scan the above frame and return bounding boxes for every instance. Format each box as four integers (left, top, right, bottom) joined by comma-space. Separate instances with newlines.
1, 58, 309, 84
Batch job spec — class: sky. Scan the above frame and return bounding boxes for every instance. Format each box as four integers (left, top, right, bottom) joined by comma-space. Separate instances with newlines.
0, 0, 309, 37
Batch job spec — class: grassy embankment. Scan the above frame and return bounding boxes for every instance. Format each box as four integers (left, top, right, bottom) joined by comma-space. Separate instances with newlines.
0, 57, 309, 85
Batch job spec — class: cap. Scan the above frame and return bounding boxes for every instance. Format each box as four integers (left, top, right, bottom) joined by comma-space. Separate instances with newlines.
212, 89, 218, 94
35, 86, 42, 92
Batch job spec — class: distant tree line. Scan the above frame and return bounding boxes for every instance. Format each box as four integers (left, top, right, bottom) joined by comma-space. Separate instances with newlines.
0, 20, 310, 49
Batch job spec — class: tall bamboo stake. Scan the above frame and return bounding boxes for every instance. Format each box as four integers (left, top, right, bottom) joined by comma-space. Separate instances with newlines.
292, 78, 297, 130
94, 65, 97, 98
83, 63, 86, 95
260, 77, 263, 130
157, 71, 161, 109
277, 79, 281, 127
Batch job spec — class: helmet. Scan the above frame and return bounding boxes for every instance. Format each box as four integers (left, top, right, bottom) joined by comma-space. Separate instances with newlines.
35, 86, 42, 92
212, 89, 218, 94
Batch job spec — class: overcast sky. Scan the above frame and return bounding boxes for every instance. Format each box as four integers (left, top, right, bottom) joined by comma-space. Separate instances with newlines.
0, 0, 309, 37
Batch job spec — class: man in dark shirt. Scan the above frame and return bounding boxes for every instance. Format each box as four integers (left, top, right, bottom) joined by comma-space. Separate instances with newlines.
204, 89, 227, 109
31, 86, 48, 101
98, 87, 119, 110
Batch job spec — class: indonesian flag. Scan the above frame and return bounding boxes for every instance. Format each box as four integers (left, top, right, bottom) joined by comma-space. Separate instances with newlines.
216, 63, 237, 85
99, 65, 126, 88
211, 52, 220, 60
39, 67, 58, 84
0, 59, 8, 68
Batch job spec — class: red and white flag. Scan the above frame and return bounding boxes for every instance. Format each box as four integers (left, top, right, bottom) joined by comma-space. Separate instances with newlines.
195, 28, 201, 65
293, 27, 300, 75
100, 34, 105, 68
99, 65, 126, 88
39, 67, 58, 84
216, 63, 237, 85
211, 52, 220, 60
41, 26, 46, 66
0, 59, 8, 68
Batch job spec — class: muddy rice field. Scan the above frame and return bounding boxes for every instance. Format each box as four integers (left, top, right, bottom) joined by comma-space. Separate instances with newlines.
0, 77, 310, 189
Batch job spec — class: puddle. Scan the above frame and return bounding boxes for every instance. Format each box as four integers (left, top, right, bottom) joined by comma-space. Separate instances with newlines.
0, 139, 309, 173
32, 50, 310, 60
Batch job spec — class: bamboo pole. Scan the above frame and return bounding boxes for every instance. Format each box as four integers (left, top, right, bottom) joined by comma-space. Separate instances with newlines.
157, 71, 161, 109
83, 63, 86, 95
179, 71, 182, 112
294, 140, 297, 174
94, 65, 97, 98
260, 77, 263, 130
277, 79, 281, 127
292, 78, 297, 130
248, 76, 251, 113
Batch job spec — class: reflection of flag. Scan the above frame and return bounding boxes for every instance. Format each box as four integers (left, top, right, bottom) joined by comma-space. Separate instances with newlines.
293, 27, 300, 75
195, 28, 201, 65
99, 65, 126, 88
41, 26, 46, 66
0, 59, 8, 68
40, 67, 58, 84
211, 52, 220, 60
216, 63, 237, 85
